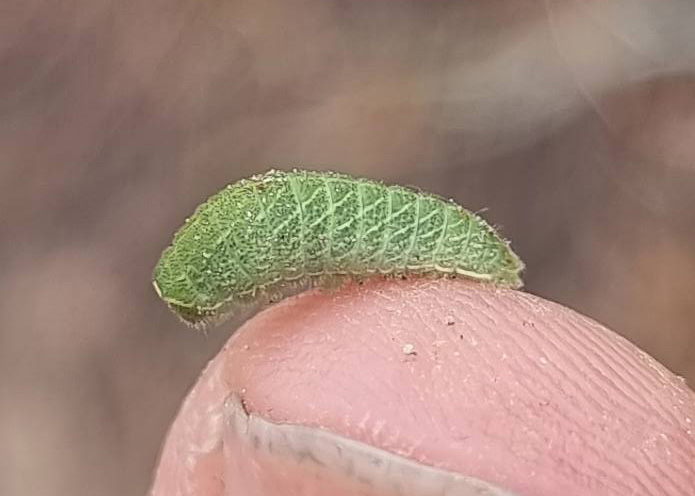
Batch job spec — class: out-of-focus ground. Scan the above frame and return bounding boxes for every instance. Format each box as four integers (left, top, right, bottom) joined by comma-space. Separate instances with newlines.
1, 0, 694, 495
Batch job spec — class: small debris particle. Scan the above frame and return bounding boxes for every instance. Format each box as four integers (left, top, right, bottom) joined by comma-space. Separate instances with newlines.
239, 397, 251, 415
402, 343, 417, 355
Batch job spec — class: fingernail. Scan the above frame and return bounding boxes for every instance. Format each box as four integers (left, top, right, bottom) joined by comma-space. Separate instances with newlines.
223, 393, 519, 496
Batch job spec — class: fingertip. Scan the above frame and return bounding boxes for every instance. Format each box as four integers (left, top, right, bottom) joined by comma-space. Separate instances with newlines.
152, 277, 695, 495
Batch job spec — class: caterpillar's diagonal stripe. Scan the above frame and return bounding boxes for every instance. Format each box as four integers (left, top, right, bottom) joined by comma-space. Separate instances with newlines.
288, 174, 307, 274
153, 169, 524, 328
403, 194, 421, 269
376, 187, 394, 269
323, 178, 335, 269
431, 206, 450, 265
213, 229, 251, 283
350, 181, 366, 267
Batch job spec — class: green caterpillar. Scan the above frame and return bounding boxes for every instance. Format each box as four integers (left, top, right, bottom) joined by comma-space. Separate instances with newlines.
153, 169, 524, 328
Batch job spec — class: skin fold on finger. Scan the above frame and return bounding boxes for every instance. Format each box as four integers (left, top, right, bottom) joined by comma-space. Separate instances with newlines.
150, 278, 695, 496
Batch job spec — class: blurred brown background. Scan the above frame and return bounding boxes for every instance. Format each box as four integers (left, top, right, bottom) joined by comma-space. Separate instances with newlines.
1, 0, 694, 494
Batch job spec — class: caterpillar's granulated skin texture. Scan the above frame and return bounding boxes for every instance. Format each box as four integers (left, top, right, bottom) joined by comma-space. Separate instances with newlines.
153, 169, 524, 327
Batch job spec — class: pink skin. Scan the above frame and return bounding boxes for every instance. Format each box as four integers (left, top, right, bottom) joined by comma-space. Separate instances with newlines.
150, 278, 695, 496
